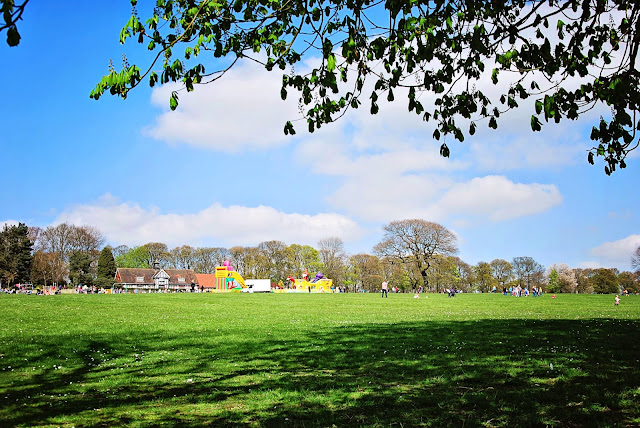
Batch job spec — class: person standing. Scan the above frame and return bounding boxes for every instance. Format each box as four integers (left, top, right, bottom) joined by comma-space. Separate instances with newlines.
381, 281, 388, 298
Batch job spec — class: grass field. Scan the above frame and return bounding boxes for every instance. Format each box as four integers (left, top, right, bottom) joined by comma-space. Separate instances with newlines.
0, 293, 638, 427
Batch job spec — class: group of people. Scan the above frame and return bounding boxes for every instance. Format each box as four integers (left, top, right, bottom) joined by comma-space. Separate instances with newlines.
502, 286, 543, 297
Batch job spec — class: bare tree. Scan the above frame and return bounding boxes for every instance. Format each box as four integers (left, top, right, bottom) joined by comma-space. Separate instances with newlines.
145, 242, 170, 266
257, 240, 291, 283
36, 223, 104, 262
31, 251, 66, 287
348, 253, 383, 292
317, 237, 346, 286
36, 223, 75, 263
632, 246, 640, 272
112, 245, 130, 258
192, 247, 228, 273
512, 256, 545, 289
374, 220, 457, 291
228, 246, 247, 275
169, 245, 196, 269
70, 225, 105, 254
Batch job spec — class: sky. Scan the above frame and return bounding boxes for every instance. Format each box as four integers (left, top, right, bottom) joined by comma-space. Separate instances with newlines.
1, 2, 639, 271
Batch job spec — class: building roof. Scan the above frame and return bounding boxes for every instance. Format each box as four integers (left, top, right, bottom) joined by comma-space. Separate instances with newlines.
115, 268, 198, 285
195, 273, 217, 288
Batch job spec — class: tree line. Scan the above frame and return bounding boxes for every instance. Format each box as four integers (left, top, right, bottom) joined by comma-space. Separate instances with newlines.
1, 220, 638, 293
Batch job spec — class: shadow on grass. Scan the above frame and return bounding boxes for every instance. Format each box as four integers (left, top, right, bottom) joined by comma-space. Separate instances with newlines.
1, 318, 639, 427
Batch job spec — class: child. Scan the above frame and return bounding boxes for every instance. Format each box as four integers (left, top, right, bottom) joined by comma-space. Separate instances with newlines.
615, 295, 620, 306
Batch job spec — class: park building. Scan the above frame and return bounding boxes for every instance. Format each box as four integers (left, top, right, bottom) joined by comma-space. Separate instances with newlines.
114, 261, 199, 292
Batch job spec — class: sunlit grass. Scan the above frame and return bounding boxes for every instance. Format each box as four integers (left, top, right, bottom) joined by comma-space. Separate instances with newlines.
0, 293, 638, 427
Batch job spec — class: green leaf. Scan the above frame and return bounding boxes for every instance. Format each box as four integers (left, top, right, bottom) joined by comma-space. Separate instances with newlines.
327, 54, 336, 72
6, 26, 20, 47
530, 115, 541, 132
169, 91, 179, 111
284, 121, 296, 135
440, 143, 450, 157
535, 100, 543, 114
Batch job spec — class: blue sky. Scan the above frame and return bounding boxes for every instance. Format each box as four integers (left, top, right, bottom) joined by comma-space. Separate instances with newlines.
1, 1, 639, 271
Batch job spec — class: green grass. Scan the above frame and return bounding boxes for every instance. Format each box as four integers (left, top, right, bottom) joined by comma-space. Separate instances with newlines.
0, 293, 638, 427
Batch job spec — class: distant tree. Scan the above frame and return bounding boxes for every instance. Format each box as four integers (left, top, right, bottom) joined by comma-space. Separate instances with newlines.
288, 244, 322, 278
574, 268, 595, 294
632, 246, 640, 272
547, 269, 560, 293
0, 223, 33, 287
30, 251, 65, 287
115, 246, 151, 269
618, 271, 639, 294
257, 240, 292, 283
36, 223, 105, 264
318, 237, 346, 286
145, 242, 170, 266
112, 245, 130, 258
97, 247, 116, 280
192, 247, 228, 273
591, 268, 619, 294
169, 245, 196, 269
428, 255, 459, 292
547, 263, 577, 293
348, 253, 384, 292
375, 220, 457, 291
557, 264, 578, 293
452, 257, 474, 293
473, 261, 496, 292
68, 250, 94, 286
512, 256, 545, 289
244, 246, 270, 279
490, 259, 513, 289
228, 246, 247, 274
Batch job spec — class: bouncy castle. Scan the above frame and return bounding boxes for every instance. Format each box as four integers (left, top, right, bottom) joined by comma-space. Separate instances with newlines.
285, 269, 333, 293
213, 261, 246, 292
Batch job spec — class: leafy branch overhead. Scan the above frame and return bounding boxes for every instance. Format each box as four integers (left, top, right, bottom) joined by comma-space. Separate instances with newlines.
1, 0, 29, 47
91, 0, 640, 174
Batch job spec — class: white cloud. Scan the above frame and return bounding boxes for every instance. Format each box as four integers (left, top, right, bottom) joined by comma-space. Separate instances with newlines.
144, 60, 302, 152
297, 134, 563, 223
590, 234, 640, 269
434, 176, 562, 222
52, 194, 364, 249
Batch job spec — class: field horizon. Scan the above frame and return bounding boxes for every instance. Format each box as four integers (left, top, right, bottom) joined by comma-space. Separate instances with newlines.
0, 293, 638, 427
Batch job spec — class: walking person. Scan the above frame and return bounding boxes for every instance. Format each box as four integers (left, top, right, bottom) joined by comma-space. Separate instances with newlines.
381, 281, 388, 298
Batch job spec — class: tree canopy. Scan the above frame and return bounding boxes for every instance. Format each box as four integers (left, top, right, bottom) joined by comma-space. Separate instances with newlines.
374, 219, 458, 290
0, 223, 33, 286
90, 0, 640, 174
